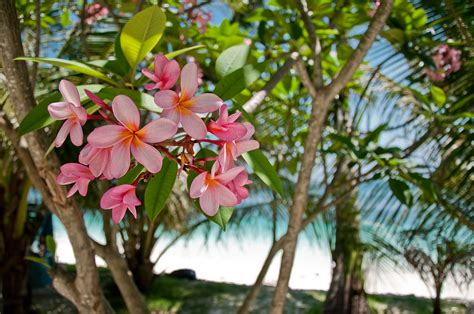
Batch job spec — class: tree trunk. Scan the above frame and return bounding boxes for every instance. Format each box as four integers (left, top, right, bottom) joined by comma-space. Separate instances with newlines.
323, 178, 368, 314
94, 243, 150, 314
433, 285, 442, 314
0, 1, 110, 312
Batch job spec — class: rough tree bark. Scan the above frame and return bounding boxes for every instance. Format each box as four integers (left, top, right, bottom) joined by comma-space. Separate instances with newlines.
0, 1, 111, 312
323, 162, 368, 313
269, 1, 393, 312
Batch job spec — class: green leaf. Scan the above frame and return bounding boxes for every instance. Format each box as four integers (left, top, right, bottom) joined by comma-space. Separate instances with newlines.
208, 207, 235, 231
388, 178, 413, 206
165, 45, 206, 60
243, 149, 284, 197
25, 256, 50, 268
215, 44, 250, 78
430, 85, 446, 107
121, 6, 166, 71
45, 235, 56, 256
18, 85, 104, 135
214, 64, 261, 101
118, 165, 145, 185
14, 57, 119, 86
145, 158, 178, 222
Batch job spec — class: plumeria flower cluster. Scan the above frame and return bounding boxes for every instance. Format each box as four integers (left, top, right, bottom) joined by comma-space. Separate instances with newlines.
49, 54, 259, 224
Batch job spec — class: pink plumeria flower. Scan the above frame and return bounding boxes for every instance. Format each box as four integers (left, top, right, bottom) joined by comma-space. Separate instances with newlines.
218, 122, 260, 171
226, 170, 252, 204
154, 63, 223, 139
100, 184, 141, 224
207, 105, 247, 141
141, 54, 180, 91
190, 163, 244, 216
57, 163, 95, 197
87, 95, 178, 178
79, 144, 114, 179
48, 80, 88, 147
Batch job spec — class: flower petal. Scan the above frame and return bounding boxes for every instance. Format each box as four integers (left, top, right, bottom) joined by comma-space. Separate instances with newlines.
59, 80, 80, 106
66, 184, 79, 198
110, 140, 131, 178
55, 120, 72, 147
161, 60, 180, 90
123, 189, 141, 207
180, 108, 207, 139
235, 140, 260, 156
199, 189, 219, 216
141, 67, 158, 81
112, 95, 140, 131
69, 122, 83, 146
131, 140, 163, 173
215, 166, 245, 184
137, 118, 177, 143
154, 90, 179, 109
154, 54, 168, 76
160, 108, 180, 123
214, 183, 238, 207
187, 93, 222, 113
112, 205, 128, 224
76, 178, 90, 196
180, 63, 198, 100
87, 125, 129, 148
48, 102, 72, 120
190, 171, 208, 198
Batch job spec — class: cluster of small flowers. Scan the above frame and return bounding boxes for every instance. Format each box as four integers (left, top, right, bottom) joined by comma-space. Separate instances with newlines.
425, 44, 462, 81
84, 3, 109, 25
50, 54, 259, 223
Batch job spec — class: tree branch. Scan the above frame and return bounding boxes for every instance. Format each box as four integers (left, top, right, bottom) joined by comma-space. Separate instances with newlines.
243, 52, 298, 113
294, 56, 317, 99
328, 0, 393, 100
295, 0, 323, 88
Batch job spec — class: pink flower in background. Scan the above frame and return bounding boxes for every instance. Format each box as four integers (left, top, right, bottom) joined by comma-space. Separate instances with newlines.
207, 105, 247, 141
218, 122, 260, 171
226, 170, 252, 204
79, 144, 114, 179
190, 163, 245, 216
141, 54, 180, 91
57, 163, 95, 197
100, 185, 141, 224
195, 11, 212, 32
154, 63, 222, 139
48, 80, 88, 147
425, 44, 462, 81
87, 95, 177, 178
85, 3, 109, 25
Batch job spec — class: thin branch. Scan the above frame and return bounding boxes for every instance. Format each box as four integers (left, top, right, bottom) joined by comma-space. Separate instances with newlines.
295, 0, 323, 88
243, 52, 298, 113
328, 0, 394, 100
294, 56, 317, 99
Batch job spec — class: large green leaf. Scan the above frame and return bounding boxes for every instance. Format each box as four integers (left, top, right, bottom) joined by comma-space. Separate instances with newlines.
18, 85, 104, 135
145, 158, 178, 222
215, 44, 250, 78
15, 57, 119, 86
243, 149, 284, 197
120, 6, 166, 71
388, 178, 413, 206
165, 45, 206, 60
214, 64, 261, 101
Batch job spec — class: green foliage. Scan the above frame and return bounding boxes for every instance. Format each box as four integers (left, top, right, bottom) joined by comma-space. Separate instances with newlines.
118, 165, 145, 185
120, 6, 166, 71
214, 65, 261, 101
15, 57, 120, 86
145, 158, 178, 222
215, 44, 250, 78
243, 150, 284, 197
